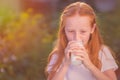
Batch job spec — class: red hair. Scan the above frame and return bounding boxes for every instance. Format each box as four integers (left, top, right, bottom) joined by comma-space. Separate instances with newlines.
45, 2, 103, 80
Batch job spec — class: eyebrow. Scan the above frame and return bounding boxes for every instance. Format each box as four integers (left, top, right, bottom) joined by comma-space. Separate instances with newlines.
65, 27, 74, 30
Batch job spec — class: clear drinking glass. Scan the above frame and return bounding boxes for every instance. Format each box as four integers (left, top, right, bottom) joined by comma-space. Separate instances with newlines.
71, 41, 83, 65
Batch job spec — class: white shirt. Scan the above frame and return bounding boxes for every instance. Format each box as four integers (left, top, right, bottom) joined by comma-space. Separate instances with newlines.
47, 46, 118, 80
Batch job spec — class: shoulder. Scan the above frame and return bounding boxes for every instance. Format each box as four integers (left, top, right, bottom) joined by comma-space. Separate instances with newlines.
99, 45, 114, 59
100, 45, 110, 53
46, 49, 58, 73
50, 49, 58, 60
99, 45, 118, 72
48, 48, 59, 65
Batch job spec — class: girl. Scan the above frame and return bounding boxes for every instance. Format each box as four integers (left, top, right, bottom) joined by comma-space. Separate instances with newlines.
45, 2, 118, 80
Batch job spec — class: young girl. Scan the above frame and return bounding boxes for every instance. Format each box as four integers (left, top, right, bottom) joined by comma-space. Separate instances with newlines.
45, 2, 118, 80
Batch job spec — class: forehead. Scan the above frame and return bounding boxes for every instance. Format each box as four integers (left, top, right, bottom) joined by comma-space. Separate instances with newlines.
65, 15, 92, 29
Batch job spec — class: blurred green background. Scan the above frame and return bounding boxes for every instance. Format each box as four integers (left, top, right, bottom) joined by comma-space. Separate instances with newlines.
0, 0, 120, 80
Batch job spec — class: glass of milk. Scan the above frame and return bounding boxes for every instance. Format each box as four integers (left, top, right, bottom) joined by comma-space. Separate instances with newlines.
71, 41, 83, 65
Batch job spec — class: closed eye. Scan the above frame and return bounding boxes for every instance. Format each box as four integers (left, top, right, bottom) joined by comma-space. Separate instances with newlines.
68, 30, 74, 33
81, 30, 86, 33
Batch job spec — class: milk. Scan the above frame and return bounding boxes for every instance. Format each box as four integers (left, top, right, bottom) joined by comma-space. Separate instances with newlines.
71, 41, 83, 65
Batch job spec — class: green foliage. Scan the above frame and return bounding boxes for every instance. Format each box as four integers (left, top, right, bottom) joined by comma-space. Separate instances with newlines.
0, 7, 16, 33
97, 9, 120, 55
0, 7, 57, 80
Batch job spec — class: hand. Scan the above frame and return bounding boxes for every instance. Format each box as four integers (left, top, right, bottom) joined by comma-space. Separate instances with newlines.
65, 41, 94, 68
75, 46, 94, 68
64, 41, 73, 65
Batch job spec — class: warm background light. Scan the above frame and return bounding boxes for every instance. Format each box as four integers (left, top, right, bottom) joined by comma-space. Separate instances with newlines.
0, 0, 120, 80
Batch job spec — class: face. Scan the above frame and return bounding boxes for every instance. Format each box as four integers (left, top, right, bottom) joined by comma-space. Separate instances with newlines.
64, 15, 95, 46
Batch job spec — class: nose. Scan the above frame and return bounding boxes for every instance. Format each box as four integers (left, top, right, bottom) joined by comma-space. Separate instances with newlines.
74, 32, 82, 41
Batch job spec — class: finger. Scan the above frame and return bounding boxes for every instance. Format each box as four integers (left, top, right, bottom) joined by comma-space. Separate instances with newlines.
71, 50, 83, 54
75, 53, 85, 57
69, 43, 82, 48
74, 52, 88, 58
66, 46, 81, 54
71, 47, 81, 51
68, 41, 75, 46
80, 46, 87, 52
78, 47, 88, 55
71, 49, 85, 54
66, 50, 72, 59
68, 45, 84, 51
76, 56, 84, 61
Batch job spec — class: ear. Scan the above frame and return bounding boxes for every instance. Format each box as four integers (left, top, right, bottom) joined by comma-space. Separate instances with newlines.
91, 23, 96, 34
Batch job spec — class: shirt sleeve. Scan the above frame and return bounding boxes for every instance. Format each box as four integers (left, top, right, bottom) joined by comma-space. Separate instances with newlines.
99, 46, 118, 72
46, 54, 58, 74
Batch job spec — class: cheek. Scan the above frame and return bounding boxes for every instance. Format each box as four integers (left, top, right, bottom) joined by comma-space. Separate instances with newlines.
65, 33, 73, 41
83, 34, 91, 44
65, 32, 73, 41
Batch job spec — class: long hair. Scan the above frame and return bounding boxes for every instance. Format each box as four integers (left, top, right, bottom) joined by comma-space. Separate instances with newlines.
45, 2, 103, 79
